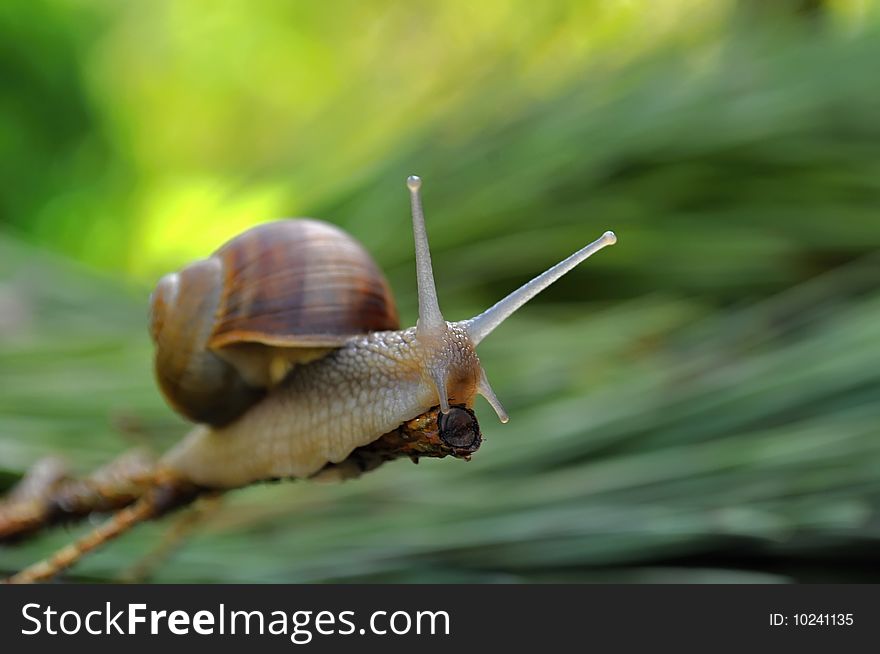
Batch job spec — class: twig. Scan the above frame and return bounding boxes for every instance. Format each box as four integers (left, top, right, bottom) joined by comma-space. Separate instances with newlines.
5, 482, 203, 584
0, 450, 158, 542
118, 493, 224, 583
6, 495, 158, 584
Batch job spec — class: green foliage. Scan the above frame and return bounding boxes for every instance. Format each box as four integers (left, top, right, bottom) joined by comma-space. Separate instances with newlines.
1, 1, 879, 582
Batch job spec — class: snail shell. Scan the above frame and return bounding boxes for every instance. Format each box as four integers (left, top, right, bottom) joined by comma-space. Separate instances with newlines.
149, 219, 399, 426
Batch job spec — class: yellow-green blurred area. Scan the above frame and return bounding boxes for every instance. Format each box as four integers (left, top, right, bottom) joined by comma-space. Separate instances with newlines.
2, 0, 880, 582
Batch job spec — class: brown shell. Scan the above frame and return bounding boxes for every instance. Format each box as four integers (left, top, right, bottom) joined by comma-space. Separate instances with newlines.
149, 219, 399, 426
210, 219, 399, 348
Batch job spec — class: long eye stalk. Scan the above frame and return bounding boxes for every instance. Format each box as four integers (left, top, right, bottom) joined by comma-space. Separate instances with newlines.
408, 175, 446, 333
463, 230, 617, 346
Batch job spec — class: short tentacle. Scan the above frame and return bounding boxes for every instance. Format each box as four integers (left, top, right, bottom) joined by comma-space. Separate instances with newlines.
477, 368, 509, 424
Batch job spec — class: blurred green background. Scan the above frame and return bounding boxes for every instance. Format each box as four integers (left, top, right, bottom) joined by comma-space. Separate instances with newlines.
2, 0, 880, 582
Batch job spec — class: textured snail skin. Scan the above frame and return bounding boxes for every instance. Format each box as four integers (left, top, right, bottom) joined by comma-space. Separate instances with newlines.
161, 323, 482, 488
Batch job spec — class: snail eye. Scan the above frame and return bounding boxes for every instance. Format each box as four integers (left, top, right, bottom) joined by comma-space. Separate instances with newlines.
439, 407, 481, 449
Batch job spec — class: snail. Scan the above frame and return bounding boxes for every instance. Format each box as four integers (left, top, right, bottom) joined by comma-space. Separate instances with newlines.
2, 175, 616, 583
150, 175, 617, 489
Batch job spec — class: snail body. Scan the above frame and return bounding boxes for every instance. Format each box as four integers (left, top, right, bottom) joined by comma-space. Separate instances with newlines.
163, 324, 478, 487
151, 176, 617, 489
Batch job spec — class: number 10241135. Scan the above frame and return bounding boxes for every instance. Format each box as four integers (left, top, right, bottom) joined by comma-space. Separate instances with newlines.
770, 613, 854, 627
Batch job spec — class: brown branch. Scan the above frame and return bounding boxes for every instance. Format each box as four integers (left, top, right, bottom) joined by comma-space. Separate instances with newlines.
0, 450, 159, 542
4, 476, 202, 584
